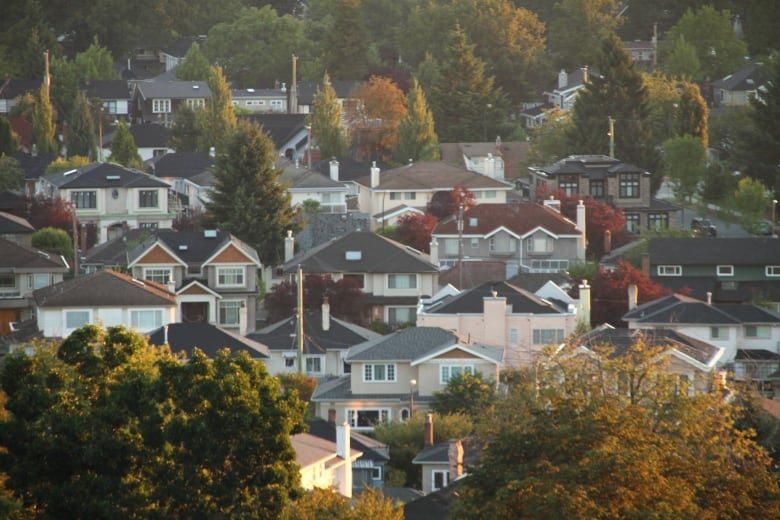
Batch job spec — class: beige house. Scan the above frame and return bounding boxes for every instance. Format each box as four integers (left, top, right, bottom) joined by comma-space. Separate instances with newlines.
292, 423, 362, 498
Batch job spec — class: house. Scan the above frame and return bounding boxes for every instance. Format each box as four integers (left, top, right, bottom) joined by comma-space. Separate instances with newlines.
130, 79, 211, 126
440, 140, 530, 185
311, 327, 504, 430
33, 269, 176, 338
292, 422, 362, 497
293, 79, 361, 115
622, 40, 656, 70
35, 162, 174, 243
80, 228, 153, 274
239, 113, 308, 161
712, 63, 766, 107
411, 414, 475, 496
81, 79, 132, 121
306, 417, 390, 492
520, 68, 593, 128
528, 155, 680, 232
232, 87, 288, 113
646, 237, 780, 310
0, 211, 35, 246
127, 229, 262, 333
277, 157, 349, 214
416, 280, 582, 367
147, 321, 269, 359
430, 202, 585, 275
623, 293, 780, 391
278, 231, 440, 326
248, 304, 381, 378
159, 36, 207, 72
0, 79, 41, 115
354, 161, 514, 231
147, 151, 215, 212
127, 123, 174, 161
11, 150, 57, 195
0, 238, 69, 335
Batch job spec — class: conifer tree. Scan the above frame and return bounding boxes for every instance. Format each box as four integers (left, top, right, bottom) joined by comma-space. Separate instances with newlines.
309, 73, 348, 159
109, 120, 142, 169
323, 0, 371, 80
198, 65, 236, 153
66, 91, 96, 159
394, 79, 440, 162
32, 85, 57, 154
169, 105, 202, 153
746, 57, 780, 192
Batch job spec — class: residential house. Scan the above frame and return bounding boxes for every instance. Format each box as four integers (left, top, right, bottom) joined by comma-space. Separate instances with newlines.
11, 150, 57, 196
0, 211, 35, 246
147, 151, 215, 213
277, 158, 349, 214
623, 40, 656, 70
416, 280, 582, 367
292, 422, 362, 497
412, 414, 475, 496
354, 161, 514, 231
159, 36, 207, 72
430, 202, 586, 275
33, 269, 176, 338
440, 140, 530, 185
520, 68, 592, 128
80, 228, 152, 274
239, 113, 308, 161
147, 321, 269, 359
712, 63, 766, 107
623, 293, 780, 392
646, 237, 780, 310
278, 231, 440, 326
0, 238, 69, 335
528, 154, 680, 232
127, 229, 262, 333
232, 87, 288, 113
0, 79, 41, 115
81, 79, 132, 121
311, 327, 503, 430
248, 304, 381, 378
36, 162, 174, 243
130, 80, 211, 126
127, 123, 174, 161
293, 79, 361, 115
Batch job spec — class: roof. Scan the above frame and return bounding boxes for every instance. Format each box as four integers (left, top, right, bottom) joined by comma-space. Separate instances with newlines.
132, 80, 212, 100
277, 159, 347, 191
33, 269, 176, 307
128, 229, 260, 266
147, 151, 214, 179
433, 203, 581, 237
11, 150, 57, 180
712, 63, 766, 91
129, 123, 171, 148
82, 229, 153, 268
533, 155, 649, 179
506, 271, 572, 293
81, 79, 131, 100
238, 113, 307, 151
306, 419, 389, 463
437, 261, 509, 290
355, 160, 513, 191
423, 280, 568, 315
412, 442, 449, 464
248, 309, 381, 354
623, 294, 780, 325
44, 162, 170, 189
291, 432, 361, 468
403, 480, 461, 519
160, 35, 207, 58
649, 237, 780, 265
0, 79, 42, 100
0, 238, 69, 271
315, 156, 393, 183
0, 211, 35, 235
439, 141, 530, 179
282, 231, 439, 275
295, 80, 361, 104
231, 87, 287, 99
147, 322, 269, 358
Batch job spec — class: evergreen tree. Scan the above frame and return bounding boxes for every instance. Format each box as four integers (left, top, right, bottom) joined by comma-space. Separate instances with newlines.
169, 105, 202, 152
66, 91, 96, 159
675, 83, 708, 148
0, 117, 19, 155
568, 33, 657, 177
206, 119, 300, 267
108, 120, 142, 169
309, 73, 348, 159
323, 0, 371, 80
198, 65, 236, 153
394, 79, 440, 162
747, 57, 780, 192
0, 155, 24, 192
175, 42, 211, 81
32, 85, 57, 154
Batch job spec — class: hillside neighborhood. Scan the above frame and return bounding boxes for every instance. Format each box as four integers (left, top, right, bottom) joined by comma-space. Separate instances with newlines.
1, 0, 780, 517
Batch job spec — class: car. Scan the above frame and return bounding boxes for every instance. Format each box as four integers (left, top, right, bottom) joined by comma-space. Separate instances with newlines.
691, 217, 717, 237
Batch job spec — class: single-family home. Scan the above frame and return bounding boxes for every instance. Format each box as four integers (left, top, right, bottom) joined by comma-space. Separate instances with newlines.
127, 122, 174, 161
528, 154, 680, 232
80, 228, 152, 274
36, 162, 174, 243
411, 414, 475, 496
33, 269, 177, 338
623, 40, 656, 70
147, 321, 269, 359
311, 327, 503, 430
354, 161, 515, 231
292, 422, 362, 497
232, 87, 288, 113
712, 63, 766, 107
81, 79, 132, 121
293, 79, 361, 115
239, 113, 308, 161
127, 229, 262, 333
10, 150, 57, 196
520, 67, 593, 128
440, 140, 530, 185
0, 211, 35, 246
277, 158, 349, 214
130, 79, 211, 126
147, 151, 215, 213
159, 36, 207, 72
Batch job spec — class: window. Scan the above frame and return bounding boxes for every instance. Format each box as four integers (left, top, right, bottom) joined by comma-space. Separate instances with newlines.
766, 266, 780, 277
305, 356, 322, 374
625, 213, 640, 233
130, 309, 163, 329
532, 329, 565, 345
389, 192, 402, 200
270, 100, 283, 110
509, 328, 518, 344
219, 300, 242, 325
483, 190, 497, 199
284, 357, 295, 368
143, 268, 172, 284
0, 275, 18, 297
71, 191, 97, 209
28, 274, 51, 289
527, 236, 552, 253
388, 307, 415, 324
103, 100, 118, 114
711, 327, 729, 340
65, 310, 90, 329
371, 466, 383, 480
364, 363, 396, 382
440, 365, 474, 384
619, 173, 640, 198
558, 174, 579, 196
152, 98, 171, 113
139, 222, 158, 230
657, 265, 682, 276
745, 325, 770, 339
138, 190, 159, 208
347, 409, 390, 429
404, 192, 416, 200
432, 470, 449, 491
186, 98, 205, 109
387, 274, 416, 289
343, 273, 365, 288
717, 265, 734, 276
470, 238, 479, 249
529, 259, 568, 272
217, 267, 244, 287
647, 213, 669, 231
589, 179, 605, 198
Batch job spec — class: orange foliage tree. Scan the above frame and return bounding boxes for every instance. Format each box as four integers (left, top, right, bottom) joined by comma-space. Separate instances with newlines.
345, 76, 407, 159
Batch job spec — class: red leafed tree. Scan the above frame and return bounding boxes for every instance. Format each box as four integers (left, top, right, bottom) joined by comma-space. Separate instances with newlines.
263, 274, 365, 325
20, 195, 74, 232
570, 260, 671, 327
427, 185, 476, 219
396, 212, 439, 253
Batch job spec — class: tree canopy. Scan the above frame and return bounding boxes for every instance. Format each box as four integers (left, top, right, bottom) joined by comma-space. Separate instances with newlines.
345, 76, 407, 159
108, 120, 142, 169
263, 273, 365, 325
309, 73, 349, 159
394, 79, 439, 163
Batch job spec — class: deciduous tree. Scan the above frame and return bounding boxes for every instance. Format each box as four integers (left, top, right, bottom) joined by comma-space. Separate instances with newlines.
198, 65, 236, 152
395, 213, 438, 253
175, 42, 211, 81
662, 135, 706, 203
427, 185, 476, 220
31, 227, 73, 258
345, 76, 407, 159
108, 120, 142, 169
394, 79, 439, 162
66, 91, 96, 159
18, 195, 74, 232
263, 274, 365, 325
322, 0, 371, 80
168, 105, 202, 153
430, 372, 497, 418
309, 73, 349, 159
661, 34, 701, 81
746, 56, 780, 193
0, 155, 24, 192
548, 0, 623, 72
32, 85, 57, 154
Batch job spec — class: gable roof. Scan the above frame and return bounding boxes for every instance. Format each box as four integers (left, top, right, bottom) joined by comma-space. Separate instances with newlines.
132, 80, 211, 100
433, 203, 580, 237
291, 431, 361, 468
147, 151, 214, 179
649, 237, 780, 265
81, 79, 131, 100
283, 231, 438, 274
623, 293, 780, 325
533, 155, 649, 178
0, 211, 35, 234
315, 156, 393, 183
147, 322, 269, 358
712, 63, 766, 91
0, 79, 42, 101
82, 228, 155, 269
306, 419, 389, 464
129, 122, 171, 148
128, 229, 260, 267
437, 261, 509, 290
160, 35, 207, 59
239, 113, 307, 151
33, 269, 175, 307
277, 159, 348, 191
354, 161, 513, 191
44, 162, 170, 189
423, 280, 568, 315
0, 238, 69, 271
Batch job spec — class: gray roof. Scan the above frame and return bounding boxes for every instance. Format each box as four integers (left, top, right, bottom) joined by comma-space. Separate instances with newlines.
0, 238, 69, 271
623, 294, 780, 325
533, 155, 649, 178
82, 229, 154, 269
45, 162, 170, 189
311, 374, 438, 403
424, 280, 567, 315
147, 322, 269, 358
712, 63, 766, 91
34, 269, 176, 307
129, 123, 170, 148
132, 80, 211, 100
412, 442, 449, 464
128, 229, 260, 266
81, 80, 131, 100
649, 237, 780, 265
0, 211, 35, 235
147, 151, 214, 179
354, 161, 513, 191
277, 159, 347, 191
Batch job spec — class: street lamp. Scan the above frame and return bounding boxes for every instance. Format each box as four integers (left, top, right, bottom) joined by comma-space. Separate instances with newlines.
772, 199, 778, 237
409, 379, 417, 417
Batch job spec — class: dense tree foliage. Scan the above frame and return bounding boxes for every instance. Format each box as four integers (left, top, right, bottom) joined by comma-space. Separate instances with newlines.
66, 91, 96, 159
427, 186, 476, 220
198, 65, 237, 152
175, 42, 211, 81
31, 85, 57, 154
430, 372, 497, 418
289, 487, 403, 520
548, 0, 622, 72
263, 274, 365, 324
108, 120, 142, 169
345, 76, 407, 159
746, 56, 780, 193
322, 0, 372, 80
0, 155, 24, 192
395, 213, 438, 254
15, 195, 74, 233
309, 73, 349, 159
31, 227, 73, 258
662, 135, 706, 203
168, 105, 202, 153
394, 79, 439, 163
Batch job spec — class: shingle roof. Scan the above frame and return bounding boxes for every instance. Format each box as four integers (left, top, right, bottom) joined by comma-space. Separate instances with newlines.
147, 151, 214, 179
11, 151, 57, 180
437, 261, 509, 290
147, 322, 269, 358
82, 228, 155, 269
0, 238, 69, 271
132, 80, 211, 100
0, 79, 42, 100
411, 442, 449, 464
129, 123, 171, 148
649, 237, 780, 265
277, 159, 347, 191
424, 280, 567, 315
623, 294, 780, 325
534, 155, 649, 178
238, 113, 307, 150
306, 419, 389, 463
81, 79, 131, 100
433, 203, 580, 237
45, 162, 170, 189
128, 229, 260, 266
354, 161, 514, 191
712, 63, 766, 91
291, 432, 362, 467
0, 211, 35, 234
34, 269, 176, 307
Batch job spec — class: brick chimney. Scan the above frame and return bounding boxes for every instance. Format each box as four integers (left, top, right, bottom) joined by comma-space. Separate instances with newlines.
448, 439, 464, 482
424, 413, 434, 447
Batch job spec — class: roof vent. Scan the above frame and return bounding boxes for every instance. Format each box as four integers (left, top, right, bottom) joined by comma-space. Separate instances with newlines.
203, 229, 217, 238
345, 251, 362, 261
192, 84, 200, 89
178, 244, 189, 251
106, 175, 121, 180
246, 88, 255, 93
64, 169, 78, 176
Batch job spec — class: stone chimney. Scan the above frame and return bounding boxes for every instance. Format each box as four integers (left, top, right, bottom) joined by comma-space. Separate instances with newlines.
329, 158, 339, 181
429, 238, 439, 267
424, 413, 434, 447
284, 230, 295, 262
578, 280, 591, 327
448, 439, 464, 482
322, 297, 330, 331
558, 69, 567, 89
370, 161, 380, 188
239, 301, 248, 336
628, 284, 638, 310
576, 200, 586, 262
336, 422, 353, 498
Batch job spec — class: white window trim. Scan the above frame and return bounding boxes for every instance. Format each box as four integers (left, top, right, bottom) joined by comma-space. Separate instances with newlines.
766, 266, 780, 277
440, 364, 475, 385
657, 265, 682, 276
305, 355, 324, 374
745, 325, 771, 339
717, 265, 734, 276
216, 266, 245, 288
130, 308, 164, 330
218, 299, 243, 326
346, 408, 391, 430
142, 267, 172, 284
387, 273, 417, 290
152, 98, 171, 113
363, 363, 397, 383
431, 469, 449, 491
64, 309, 92, 331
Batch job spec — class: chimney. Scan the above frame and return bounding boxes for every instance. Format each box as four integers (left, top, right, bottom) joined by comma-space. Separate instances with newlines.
581, 66, 589, 84
706, 292, 712, 305
429, 238, 439, 267
328, 408, 337, 425
558, 69, 567, 89
448, 439, 464, 482
641, 253, 650, 275
322, 297, 330, 331
281, 81, 287, 92
576, 200, 586, 262
543, 196, 560, 213
484, 295, 507, 350
578, 280, 591, 327
284, 230, 295, 262
329, 158, 339, 180
603, 229, 612, 254
167, 277, 176, 294
628, 284, 638, 310
163, 324, 169, 345
336, 422, 353, 498
239, 301, 248, 336
370, 161, 380, 188
485, 153, 495, 178
424, 413, 434, 447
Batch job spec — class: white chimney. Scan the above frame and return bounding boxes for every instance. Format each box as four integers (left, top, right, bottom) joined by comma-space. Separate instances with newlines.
239, 301, 247, 336
281, 82, 287, 92
336, 422, 353, 498
424, 413, 434, 447
163, 324, 169, 345
578, 280, 591, 328
543, 196, 561, 213
429, 238, 439, 267
370, 161, 380, 188
284, 230, 295, 262
167, 277, 176, 294
558, 69, 567, 89
209, 146, 216, 158
329, 158, 339, 181
628, 284, 638, 310
706, 292, 712, 305
483, 295, 507, 352
576, 200, 586, 262
322, 298, 330, 331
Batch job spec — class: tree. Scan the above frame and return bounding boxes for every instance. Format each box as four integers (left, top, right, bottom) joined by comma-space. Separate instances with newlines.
661, 34, 702, 81
427, 186, 476, 220
206, 119, 300, 267
175, 42, 211, 81
289, 486, 403, 519
66, 91, 96, 159
430, 372, 497, 418
323, 0, 371, 80
662, 135, 706, 203
394, 79, 440, 162
0, 155, 24, 192
32, 85, 57, 154
17, 195, 74, 232
309, 73, 349, 159
395, 213, 438, 253
345, 76, 407, 159
263, 274, 365, 324
0, 117, 19, 155
31, 227, 73, 258
526, 107, 574, 166
198, 65, 237, 152
108, 120, 142, 169
548, 0, 623, 72
45, 155, 90, 174
675, 83, 708, 148
732, 176, 771, 229
168, 105, 202, 153
746, 56, 780, 192
0, 325, 306, 518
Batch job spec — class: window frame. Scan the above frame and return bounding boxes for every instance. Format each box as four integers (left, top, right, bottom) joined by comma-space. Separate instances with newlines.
532, 329, 565, 345
152, 98, 171, 113
71, 190, 97, 209
346, 408, 391, 430
142, 267, 172, 284
130, 309, 164, 330
218, 299, 242, 326
387, 273, 417, 290
745, 325, 770, 339
305, 356, 323, 374
717, 265, 734, 277
766, 266, 780, 277
432, 469, 449, 491
710, 327, 729, 340
363, 363, 397, 383
216, 266, 245, 288
139, 189, 159, 208
65, 309, 91, 330
618, 173, 640, 198
440, 364, 475, 385
657, 265, 682, 276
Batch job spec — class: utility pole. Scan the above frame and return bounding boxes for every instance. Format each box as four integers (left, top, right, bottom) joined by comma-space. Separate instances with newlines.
457, 202, 464, 289
608, 116, 615, 158
296, 264, 304, 374
290, 54, 298, 114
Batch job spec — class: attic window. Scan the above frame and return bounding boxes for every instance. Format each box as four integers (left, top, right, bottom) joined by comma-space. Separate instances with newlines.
178, 245, 189, 251
203, 230, 217, 238
345, 251, 362, 261
469, 218, 478, 227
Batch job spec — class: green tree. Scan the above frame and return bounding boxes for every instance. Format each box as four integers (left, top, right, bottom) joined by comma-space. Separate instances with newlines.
675, 82, 709, 148
430, 372, 496, 418
0, 117, 19, 155
108, 120, 142, 169
526, 107, 574, 166
394, 79, 440, 162
168, 105, 202, 152
661, 34, 702, 81
662, 135, 706, 203
73, 38, 116, 80
175, 42, 211, 81
66, 91, 96, 159
323, 0, 372, 80
0, 155, 24, 192
732, 176, 771, 228
206, 119, 300, 267
746, 57, 780, 192
51, 38, 116, 122
45, 155, 90, 174
32, 85, 57, 154
548, 0, 623, 72
309, 73, 349, 159
289, 486, 403, 519
198, 65, 237, 152
31, 227, 73, 258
